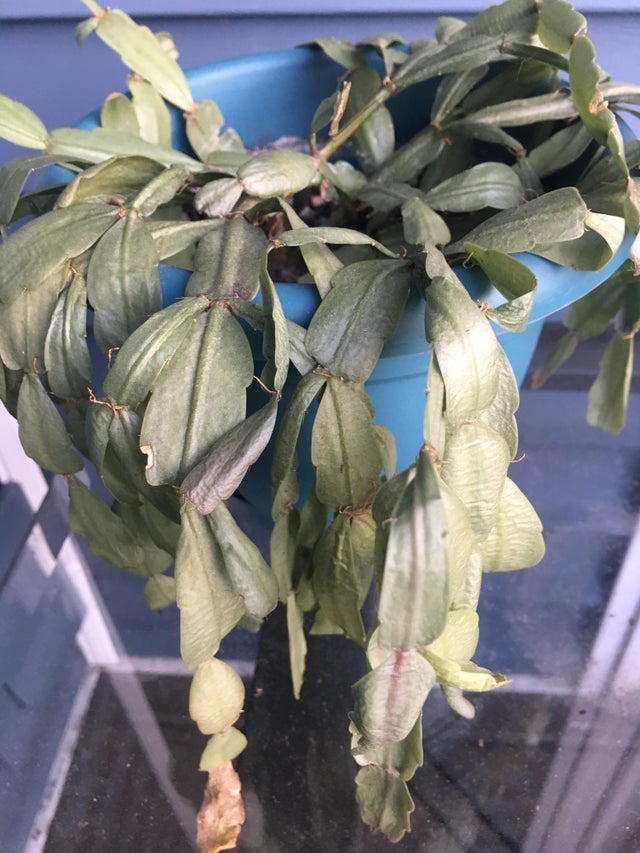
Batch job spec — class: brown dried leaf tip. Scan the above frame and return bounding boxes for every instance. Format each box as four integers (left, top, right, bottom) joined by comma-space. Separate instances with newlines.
196, 762, 246, 853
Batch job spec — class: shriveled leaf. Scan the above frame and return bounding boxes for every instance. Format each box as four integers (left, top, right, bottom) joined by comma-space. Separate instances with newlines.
431, 65, 489, 125
238, 150, 320, 198
186, 217, 267, 301
477, 346, 519, 457
279, 199, 342, 298
0, 262, 68, 372
312, 514, 375, 646
144, 574, 176, 610
425, 607, 479, 663
352, 715, 423, 782
189, 658, 245, 735
17, 375, 82, 474
181, 398, 278, 515
441, 421, 512, 536
393, 34, 506, 92
401, 197, 450, 247
570, 36, 627, 176
0, 203, 119, 304
199, 728, 247, 771
529, 122, 594, 179
587, 333, 634, 435
343, 67, 394, 174
311, 378, 382, 509
131, 165, 192, 217
425, 163, 523, 212
424, 651, 508, 692
287, 591, 307, 700
44, 275, 91, 399
87, 210, 162, 352
306, 259, 411, 383
464, 244, 537, 332
274, 226, 396, 258
56, 156, 164, 208
176, 502, 245, 667
103, 296, 208, 407
271, 371, 327, 517
258, 259, 289, 393
371, 126, 444, 185
141, 306, 253, 485
195, 763, 246, 853
208, 502, 278, 619
378, 452, 449, 650
424, 254, 501, 422
67, 475, 154, 572
351, 649, 435, 750
453, 187, 588, 255
355, 766, 414, 843
194, 177, 243, 217
480, 477, 545, 571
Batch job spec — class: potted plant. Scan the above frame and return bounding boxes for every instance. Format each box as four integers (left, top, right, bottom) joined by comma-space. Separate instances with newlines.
1, 0, 639, 845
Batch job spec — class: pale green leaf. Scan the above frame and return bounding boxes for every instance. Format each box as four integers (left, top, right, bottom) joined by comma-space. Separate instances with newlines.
351, 649, 435, 750
0, 94, 48, 149
311, 378, 382, 509
355, 766, 414, 843
189, 659, 245, 735
378, 453, 449, 650
441, 420, 512, 536
175, 502, 245, 667
100, 92, 140, 136
480, 477, 545, 571
90, 7, 193, 110
128, 77, 172, 147
287, 591, 307, 700
186, 99, 225, 162
238, 150, 320, 198
199, 727, 247, 771
424, 255, 501, 423
144, 574, 176, 610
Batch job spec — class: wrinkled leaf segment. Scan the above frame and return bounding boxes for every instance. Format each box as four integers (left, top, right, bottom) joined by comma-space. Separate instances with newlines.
1, 0, 638, 841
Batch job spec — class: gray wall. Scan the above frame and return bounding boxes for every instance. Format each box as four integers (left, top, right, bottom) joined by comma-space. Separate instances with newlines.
1, 3, 639, 164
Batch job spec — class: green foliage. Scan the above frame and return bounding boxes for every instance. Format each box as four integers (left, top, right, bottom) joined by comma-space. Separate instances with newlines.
1, 0, 638, 842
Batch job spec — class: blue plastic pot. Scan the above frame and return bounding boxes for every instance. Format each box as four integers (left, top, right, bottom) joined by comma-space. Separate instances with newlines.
82, 48, 633, 514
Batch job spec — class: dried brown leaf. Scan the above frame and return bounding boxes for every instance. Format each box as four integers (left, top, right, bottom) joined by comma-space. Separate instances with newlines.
196, 762, 246, 853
